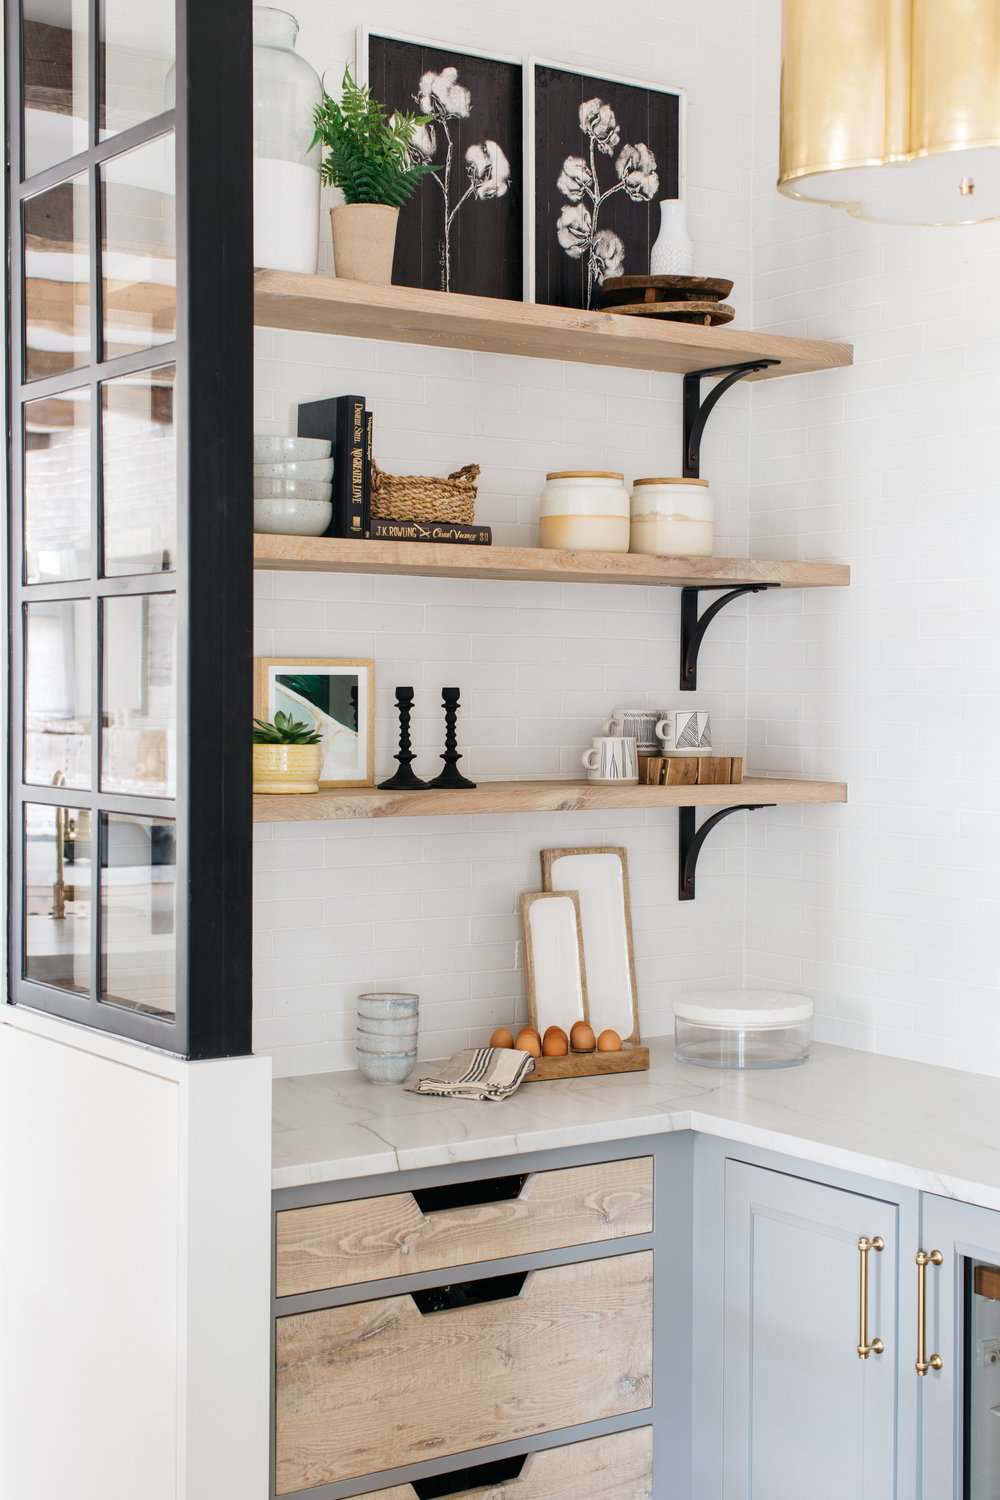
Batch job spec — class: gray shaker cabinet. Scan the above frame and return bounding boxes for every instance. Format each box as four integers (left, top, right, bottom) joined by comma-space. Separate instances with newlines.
719, 1159, 904, 1500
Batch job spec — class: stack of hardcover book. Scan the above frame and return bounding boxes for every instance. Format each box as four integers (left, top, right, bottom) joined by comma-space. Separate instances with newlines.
297, 396, 492, 546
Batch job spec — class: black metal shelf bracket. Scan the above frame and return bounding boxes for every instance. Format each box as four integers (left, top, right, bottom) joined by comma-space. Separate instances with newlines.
683, 359, 780, 478
680, 583, 778, 691
678, 804, 775, 902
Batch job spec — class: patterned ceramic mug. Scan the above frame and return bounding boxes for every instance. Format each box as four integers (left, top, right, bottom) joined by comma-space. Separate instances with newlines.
581, 736, 639, 783
656, 709, 712, 756
602, 707, 661, 753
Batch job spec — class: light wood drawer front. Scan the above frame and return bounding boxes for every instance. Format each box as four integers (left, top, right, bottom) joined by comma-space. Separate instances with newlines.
275, 1156, 653, 1296
275, 1251, 653, 1493
363, 1427, 653, 1499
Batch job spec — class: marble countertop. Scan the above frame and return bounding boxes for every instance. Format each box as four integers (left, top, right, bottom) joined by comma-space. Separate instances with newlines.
272, 1039, 1000, 1211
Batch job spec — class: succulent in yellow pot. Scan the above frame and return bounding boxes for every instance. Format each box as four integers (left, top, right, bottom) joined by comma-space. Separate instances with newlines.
252, 712, 323, 794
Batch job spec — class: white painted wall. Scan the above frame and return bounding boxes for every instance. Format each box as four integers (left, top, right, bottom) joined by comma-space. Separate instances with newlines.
253, 0, 757, 1076
0, 1008, 272, 1500
745, 0, 1000, 1074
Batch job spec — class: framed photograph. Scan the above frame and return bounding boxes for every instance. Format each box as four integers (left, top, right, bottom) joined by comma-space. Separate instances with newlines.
254, 657, 375, 788
358, 27, 524, 299
527, 59, 684, 310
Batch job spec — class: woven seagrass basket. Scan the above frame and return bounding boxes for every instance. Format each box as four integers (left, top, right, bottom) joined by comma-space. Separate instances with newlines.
371, 462, 479, 524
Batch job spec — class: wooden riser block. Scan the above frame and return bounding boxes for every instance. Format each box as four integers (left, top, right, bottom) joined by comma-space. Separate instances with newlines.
523, 1045, 650, 1081
639, 754, 744, 786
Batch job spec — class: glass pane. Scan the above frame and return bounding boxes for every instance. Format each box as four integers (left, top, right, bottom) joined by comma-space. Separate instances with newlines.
101, 365, 176, 576
101, 133, 176, 359
24, 174, 90, 382
24, 387, 91, 583
22, 0, 89, 178
25, 599, 91, 789
967, 1259, 1000, 1495
99, 0, 175, 141
100, 812, 176, 1018
24, 802, 92, 993
101, 593, 176, 798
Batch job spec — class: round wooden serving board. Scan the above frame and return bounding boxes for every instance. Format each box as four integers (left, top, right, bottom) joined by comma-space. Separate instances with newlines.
600, 273, 734, 303
607, 300, 736, 326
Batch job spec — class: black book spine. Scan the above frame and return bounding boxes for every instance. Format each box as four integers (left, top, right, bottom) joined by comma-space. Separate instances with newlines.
297, 395, 366, 538
371, 516, 493, 546
363, 410, 374, 538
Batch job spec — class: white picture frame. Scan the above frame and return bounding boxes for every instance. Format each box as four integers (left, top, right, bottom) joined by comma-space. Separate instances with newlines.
524, 57, 687, 306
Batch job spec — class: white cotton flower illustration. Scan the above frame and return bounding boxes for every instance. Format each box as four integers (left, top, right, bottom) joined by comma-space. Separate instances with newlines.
579, 97, 621, 154
616, 142, 659, 202
409, 67, 511, 292
417, 66, 472, 120
591, 228, 626, 282
408, 121, 437, 165
465, 140, 511, 200
556, 203, 592, 258
557, 155, 595, 204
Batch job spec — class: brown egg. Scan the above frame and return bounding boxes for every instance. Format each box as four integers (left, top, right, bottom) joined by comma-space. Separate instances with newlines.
542, 1025, 569, 1057
570, 1020, 596, 1053
489, 1027, 515, 1049
597, 1028, 622, 1052
514, 1027, 542, 1058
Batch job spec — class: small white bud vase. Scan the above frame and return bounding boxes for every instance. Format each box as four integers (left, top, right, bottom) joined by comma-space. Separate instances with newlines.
650, 198, 694, 276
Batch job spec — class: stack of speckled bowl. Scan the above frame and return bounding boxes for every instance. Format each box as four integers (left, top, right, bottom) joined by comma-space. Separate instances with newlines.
253, 435, 333, 536
356, 993, 420, 1085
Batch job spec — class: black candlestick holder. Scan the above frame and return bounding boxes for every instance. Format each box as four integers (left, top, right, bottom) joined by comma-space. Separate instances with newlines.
427, 687, 476, 790
378, 686, 428, 791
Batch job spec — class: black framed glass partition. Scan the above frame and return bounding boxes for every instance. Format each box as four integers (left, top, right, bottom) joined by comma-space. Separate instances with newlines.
6, 0, 253, 1057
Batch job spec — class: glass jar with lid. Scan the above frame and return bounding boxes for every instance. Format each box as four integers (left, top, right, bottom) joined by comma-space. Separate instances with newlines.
252, 7, 322, 273
673, 990, 813, 1069
539, 471, 630, 552
629, 476, 715, 557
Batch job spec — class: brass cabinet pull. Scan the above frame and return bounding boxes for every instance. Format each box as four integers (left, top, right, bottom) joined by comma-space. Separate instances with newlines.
916, 1249, 944, 1375
857, 1235, 885, 1359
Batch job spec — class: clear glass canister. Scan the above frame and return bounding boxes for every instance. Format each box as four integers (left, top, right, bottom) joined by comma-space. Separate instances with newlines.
673, 991, 813, 1070
252, 7, 322, 273
629, 477, 715, 557
538, 472, 630, 552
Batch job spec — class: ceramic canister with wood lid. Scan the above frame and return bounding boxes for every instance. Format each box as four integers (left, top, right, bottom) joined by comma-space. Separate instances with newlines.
629, 476, 715, 556
539, 471, 630, 552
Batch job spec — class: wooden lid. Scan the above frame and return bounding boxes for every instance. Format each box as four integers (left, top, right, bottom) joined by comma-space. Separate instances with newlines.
545, 470, 624, 482
633, 476, 710, 487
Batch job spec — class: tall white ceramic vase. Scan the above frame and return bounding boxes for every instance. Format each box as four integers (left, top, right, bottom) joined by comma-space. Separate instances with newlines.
650, 198, 694, 275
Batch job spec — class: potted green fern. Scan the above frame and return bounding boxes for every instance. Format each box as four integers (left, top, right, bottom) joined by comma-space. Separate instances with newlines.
252, 712, 324, 795
312, 67, 434, 285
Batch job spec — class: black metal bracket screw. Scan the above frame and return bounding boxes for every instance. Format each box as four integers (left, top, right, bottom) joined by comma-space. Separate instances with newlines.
682, 359, 780, 478
427, 687, 476, 790
378, 687, 428, 791
680, 583, 778, 691
678, 804, 775, 901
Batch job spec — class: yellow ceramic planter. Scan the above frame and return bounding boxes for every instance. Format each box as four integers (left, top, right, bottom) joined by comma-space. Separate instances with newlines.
252, 743, 323, 795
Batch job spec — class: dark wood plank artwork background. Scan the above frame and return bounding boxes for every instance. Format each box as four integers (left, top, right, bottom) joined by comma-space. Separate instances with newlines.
367, 36, 523, 300
533, 65, 680, 310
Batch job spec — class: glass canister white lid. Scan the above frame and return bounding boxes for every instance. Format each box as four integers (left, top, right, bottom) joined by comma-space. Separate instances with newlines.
674, 990, 814, 1030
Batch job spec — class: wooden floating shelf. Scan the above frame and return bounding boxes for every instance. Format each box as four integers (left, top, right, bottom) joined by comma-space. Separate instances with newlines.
253, 777, 847, 825
254, 272, 853, 380
254, 535, 850, 590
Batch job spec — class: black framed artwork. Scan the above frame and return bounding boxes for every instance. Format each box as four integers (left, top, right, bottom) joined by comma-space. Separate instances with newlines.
529, 60, 683, 310
360, 29, 523, 300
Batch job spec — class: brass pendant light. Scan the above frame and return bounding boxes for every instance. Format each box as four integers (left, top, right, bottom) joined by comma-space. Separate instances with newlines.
779, 0, 1000, 224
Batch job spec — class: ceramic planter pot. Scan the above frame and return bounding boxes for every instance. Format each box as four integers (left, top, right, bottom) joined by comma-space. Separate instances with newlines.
252, 743, 323, 794
330, 203, 399, 284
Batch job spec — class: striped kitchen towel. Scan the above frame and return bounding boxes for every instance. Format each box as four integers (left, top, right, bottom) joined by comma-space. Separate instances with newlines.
407, 1046, 535, 1100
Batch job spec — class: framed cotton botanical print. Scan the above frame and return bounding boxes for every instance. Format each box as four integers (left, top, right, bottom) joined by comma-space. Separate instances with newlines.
527, 60, 684, 310
358, 28, 524, 299
254, 658, 375, 788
